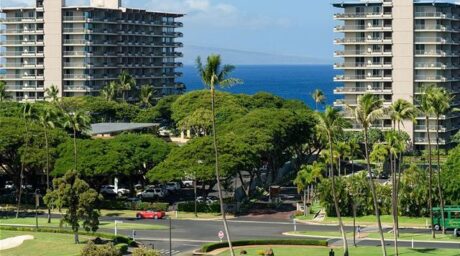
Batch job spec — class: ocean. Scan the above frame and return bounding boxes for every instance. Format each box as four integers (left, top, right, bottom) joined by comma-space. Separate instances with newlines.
179, 65, 340, 109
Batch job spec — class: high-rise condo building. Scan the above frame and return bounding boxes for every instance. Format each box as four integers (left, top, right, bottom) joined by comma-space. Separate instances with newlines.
333, 0, 460, 150
0, 0, 184, 101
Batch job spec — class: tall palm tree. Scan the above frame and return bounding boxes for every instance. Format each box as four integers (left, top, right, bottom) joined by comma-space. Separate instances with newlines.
336, 141, 350, 176
16, 103, 33, 218
427, 86, 453, 235
0, 80, 10, 102
139, 84, 154, 108
312, 89, 326, 111
118, 70, 136, 101
385, 131, 406, 256
45, 85, 59, 103
347, 93, 387, 256
196, 55, 242, 256
317, 106, 350, 256
36, 106, 58, 223
418, 86, 436, 239
348, 136, 360, 246
100, 81, 118, 102
388, 99, 416, 235
63, 111, 91, 171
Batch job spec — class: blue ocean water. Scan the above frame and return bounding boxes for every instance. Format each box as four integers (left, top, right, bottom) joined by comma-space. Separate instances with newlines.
179, 65, 340, 109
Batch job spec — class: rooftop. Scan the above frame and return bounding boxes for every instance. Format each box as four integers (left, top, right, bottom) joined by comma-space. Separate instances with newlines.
90, 123, 160, 136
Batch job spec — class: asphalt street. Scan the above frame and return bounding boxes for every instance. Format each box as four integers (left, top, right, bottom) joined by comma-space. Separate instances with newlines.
103, 217, 460, 255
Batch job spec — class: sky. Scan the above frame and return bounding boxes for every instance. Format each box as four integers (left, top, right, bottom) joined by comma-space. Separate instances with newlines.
1, 0, 336, 64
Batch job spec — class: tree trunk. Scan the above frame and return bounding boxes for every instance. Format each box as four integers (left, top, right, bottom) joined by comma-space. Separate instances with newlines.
435, 116, 446, 235
16, 163, 24, 219
74, 232, 79, 244
45, 129, 52, 223
329, 135, 349, 256
210, 85, 235, 256
426, 117, 435, 239
396, 122, 402, 238
73, 129, 77, 171
364, 128, 387, 256
390, 153, 399, 256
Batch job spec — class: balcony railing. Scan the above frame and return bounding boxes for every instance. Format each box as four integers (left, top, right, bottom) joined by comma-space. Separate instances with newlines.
334, 25, 392, 31
334, 87, 392, 94
415, 63, 448, 68
334, 62, 392, 68
335, 37, 392, 44
414, 12, 459, 19
334, 12, 392, 19
415, 50, 458, 56
334, 75, 392, 81
414, 125, 447, 131
0, 17, 44, 22
334, 50, 392, 56
415, 37, 459, 44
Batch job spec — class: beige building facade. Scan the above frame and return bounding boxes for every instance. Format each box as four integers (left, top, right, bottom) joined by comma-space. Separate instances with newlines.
333, 0, 460, 149
0, 0, 184, 101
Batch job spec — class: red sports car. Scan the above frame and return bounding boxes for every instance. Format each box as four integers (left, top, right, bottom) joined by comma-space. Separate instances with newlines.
136, 210, 166, 219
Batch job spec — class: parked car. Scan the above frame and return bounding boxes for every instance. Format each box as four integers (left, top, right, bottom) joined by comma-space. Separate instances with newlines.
101, 185, 130, 197
136, 210, 166, 219
196, 196, 219, 204
165, 182, 181, 192
182, 180, 193, 188
137, 188, 165, 199
4, 181, 14, 190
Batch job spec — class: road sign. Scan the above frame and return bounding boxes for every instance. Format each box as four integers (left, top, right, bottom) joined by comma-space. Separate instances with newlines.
218, 231, 224, 240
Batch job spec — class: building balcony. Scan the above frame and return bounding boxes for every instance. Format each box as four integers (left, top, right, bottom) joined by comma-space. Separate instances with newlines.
334, 87, 393, 95
334, 12, 392, 20
6, 84, 45, 91
334, 37, 393, 44
0, 17, 44, 23
415, 37, 460, 44
1, 63, 44, 69
414, 24, 459, 32
334, 75, 392, 82
0, 29, 43, 35
0, 74, 44, 80
334, 99, 392, 107
334, 50, 392, 57
414, 62, 458, 69
334, 62, 392, 69
334, 25, 392, 32
414, 12, 460, 20
414, 125, 448, 132
64, 86, 91, 92
414, 137, 447, 145
414, 75, 460, 82
345, 123, 393, 131
415, 50, 459, 57
0, 51, 44, 57
0, 40, 44, 46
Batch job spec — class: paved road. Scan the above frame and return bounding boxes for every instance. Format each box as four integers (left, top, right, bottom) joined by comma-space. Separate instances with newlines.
104, 217, 460, 255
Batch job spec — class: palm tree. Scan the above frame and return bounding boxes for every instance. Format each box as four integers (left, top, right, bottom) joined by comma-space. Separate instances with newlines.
16, 103, 33, 218
36, 106, 58, 223
45, 85, 60, 103
385, 131, 406, 256
312, 89, 326, 111
427, 86, 453, 235
294, 164, 322, 216
100, 81, 118, 102
347, 93, 387, 256
118, 70, 136, 101
336, 141, 350, 176
63, 111, 91, 171
196, 54, 242, 256
348, 136, 360, 246
317, 106, 350, 256
0, 80, 10, 102
418, 86, 436, 239
139, 84, 154, 108
388, 99, 416, 235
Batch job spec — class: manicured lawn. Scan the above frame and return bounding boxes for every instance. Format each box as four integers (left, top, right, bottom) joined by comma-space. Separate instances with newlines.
289, 230, 460, 242
297, 214, 429, 227
0, 217, 167, 230
0, 230, 90, 256
217, 246, 460, 256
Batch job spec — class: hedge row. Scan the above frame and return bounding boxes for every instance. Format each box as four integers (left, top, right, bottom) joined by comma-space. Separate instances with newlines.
201, 239, 328, 253
99, 200, 169, 211
0, 225, 136, 246
177, 201, 220, 213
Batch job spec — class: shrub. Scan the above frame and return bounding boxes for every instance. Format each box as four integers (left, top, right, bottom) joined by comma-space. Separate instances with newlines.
177, 201, 220, 213
257, 250, 265, 256
135, 202, 169, 211
132, 246, 161, 256
115, 243, 128, 254
200, 239, 328, 253
99, 200, 169, 211
81, 241, 121, 256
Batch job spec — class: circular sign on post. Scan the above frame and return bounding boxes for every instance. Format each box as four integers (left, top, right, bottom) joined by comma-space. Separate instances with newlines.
218, 231, 224, 240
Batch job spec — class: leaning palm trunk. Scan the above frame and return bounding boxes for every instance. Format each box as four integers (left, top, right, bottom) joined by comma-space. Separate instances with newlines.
435, 117, 446, 235
16, 163, 25, 218
73, 129, 77, 171
396, 123, 402, 238
390, 153, 399, 256
329, 138, 349, 256
364, 128, 387, 256
425, 117, 435, 239
210, 85, 235, 256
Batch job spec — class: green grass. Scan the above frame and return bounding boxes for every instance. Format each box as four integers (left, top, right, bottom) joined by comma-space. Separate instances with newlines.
0, 217, 167, 230
289, 230, 460, 242
0, 230, 91, 256
296, 214, 429, 227
218, 246, 460, 256
100, 209, 225, 220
